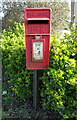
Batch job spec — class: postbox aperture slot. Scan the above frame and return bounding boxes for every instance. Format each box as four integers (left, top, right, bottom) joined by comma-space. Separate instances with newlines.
28, 20, 49, 24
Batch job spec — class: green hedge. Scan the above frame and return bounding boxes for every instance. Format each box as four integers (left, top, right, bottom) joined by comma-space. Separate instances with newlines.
2, 22, 33, 99
40, 25, 77, 119
2, 22, 77, 119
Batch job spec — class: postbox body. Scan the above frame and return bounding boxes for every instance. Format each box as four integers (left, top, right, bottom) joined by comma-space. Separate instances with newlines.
24, 8, 51, 70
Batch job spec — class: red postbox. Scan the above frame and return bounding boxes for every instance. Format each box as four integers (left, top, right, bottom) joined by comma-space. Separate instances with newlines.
24, 8, 52, 70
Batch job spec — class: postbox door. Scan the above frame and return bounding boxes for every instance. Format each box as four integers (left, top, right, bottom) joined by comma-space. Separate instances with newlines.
32, 39, 44, 62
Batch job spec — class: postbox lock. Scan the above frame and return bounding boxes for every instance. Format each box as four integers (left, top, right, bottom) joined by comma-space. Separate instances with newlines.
35, 35, 41, 39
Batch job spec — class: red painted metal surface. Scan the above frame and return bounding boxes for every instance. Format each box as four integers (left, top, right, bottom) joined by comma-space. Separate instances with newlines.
24, 8, 52, 70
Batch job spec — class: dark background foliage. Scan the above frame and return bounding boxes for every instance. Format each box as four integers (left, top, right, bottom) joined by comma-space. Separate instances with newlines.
2, 1, 70, 32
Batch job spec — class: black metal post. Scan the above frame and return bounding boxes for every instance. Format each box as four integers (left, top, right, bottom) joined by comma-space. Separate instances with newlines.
33, 70, 38, 110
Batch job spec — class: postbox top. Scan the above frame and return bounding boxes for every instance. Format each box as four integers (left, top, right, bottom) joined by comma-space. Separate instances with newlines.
24, 8, 51, 19
25, 8, 51, 10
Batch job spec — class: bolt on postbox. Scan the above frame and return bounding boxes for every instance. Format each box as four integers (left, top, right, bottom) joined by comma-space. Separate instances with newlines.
24, 8, 52, 70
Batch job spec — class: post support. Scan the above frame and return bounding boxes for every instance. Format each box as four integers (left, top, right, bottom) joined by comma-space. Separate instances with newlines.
33, 70, 38, 110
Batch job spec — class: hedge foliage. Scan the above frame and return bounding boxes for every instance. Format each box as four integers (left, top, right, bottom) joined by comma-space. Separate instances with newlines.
2, 22, 77, 119
40, 25, 77, 119
2, 22, 33, 99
